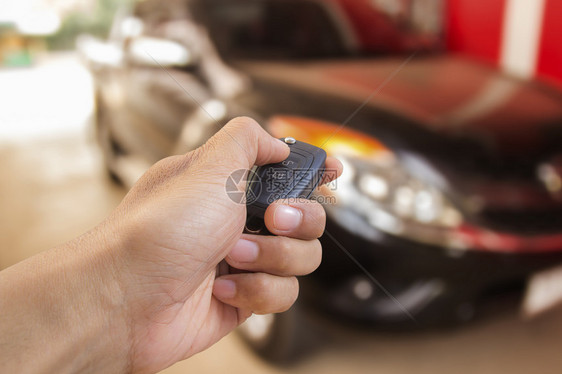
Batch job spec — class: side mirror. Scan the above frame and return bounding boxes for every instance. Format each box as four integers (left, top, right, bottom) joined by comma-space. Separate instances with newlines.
127, 37, 195, 68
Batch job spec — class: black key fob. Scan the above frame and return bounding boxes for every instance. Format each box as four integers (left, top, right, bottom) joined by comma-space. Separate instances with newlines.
245, 137, 327, 234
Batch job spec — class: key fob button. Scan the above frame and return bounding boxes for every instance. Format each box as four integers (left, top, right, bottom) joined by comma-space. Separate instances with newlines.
279, 151, 311, 170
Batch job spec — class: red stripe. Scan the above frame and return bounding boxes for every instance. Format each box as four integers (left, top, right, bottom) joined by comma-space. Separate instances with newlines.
537, 0, 562, 88
445, 0, 506, 66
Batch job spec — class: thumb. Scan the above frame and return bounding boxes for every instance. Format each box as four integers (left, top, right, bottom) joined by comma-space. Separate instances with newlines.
202, 117, 290, 169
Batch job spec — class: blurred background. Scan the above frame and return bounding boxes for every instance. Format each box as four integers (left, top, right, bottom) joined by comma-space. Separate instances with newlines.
3, 0, 562, 373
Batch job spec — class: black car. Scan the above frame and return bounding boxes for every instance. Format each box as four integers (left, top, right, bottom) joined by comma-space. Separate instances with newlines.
80, 0, 562, 363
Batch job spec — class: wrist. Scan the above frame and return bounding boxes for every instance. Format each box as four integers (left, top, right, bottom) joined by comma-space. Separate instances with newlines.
0, 223, 131, 373
61, 223, 132, 373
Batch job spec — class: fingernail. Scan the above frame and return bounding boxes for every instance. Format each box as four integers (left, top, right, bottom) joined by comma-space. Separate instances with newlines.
228, 239, 259, 263
213, 279, 236, 299
274, 205, 302, 231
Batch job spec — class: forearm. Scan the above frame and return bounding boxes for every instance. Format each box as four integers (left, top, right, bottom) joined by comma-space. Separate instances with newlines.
0, 228, 130, 373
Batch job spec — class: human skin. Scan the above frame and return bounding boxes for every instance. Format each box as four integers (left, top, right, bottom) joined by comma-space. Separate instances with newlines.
0, 117, 342, 374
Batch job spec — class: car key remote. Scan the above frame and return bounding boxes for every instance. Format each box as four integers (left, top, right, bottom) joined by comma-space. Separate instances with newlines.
245, 137, 327, 234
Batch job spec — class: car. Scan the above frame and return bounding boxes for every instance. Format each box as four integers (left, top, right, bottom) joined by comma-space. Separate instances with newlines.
80, 0, 562, 364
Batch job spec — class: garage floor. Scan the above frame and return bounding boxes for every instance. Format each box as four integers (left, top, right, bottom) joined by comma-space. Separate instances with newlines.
2, 54, 562, 374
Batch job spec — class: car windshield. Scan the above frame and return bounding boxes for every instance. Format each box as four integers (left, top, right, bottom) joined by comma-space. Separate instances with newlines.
193, 0, 445, 61
195, 0, 348, 60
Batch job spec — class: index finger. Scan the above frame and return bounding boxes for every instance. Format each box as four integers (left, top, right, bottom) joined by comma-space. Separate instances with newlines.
319, 156, 343, 186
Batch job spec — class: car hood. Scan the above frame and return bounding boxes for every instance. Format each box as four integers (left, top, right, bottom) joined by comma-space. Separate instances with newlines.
236, 56, 562, 229
239, 56, 562, 161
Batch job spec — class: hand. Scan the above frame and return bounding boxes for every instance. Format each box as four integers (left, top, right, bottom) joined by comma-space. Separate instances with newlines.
95, 117, 342, 373
0, 117, 342, 374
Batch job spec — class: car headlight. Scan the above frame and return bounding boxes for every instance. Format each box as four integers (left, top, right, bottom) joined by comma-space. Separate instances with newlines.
325, 154, 463, 241
267, 115, 464, 248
